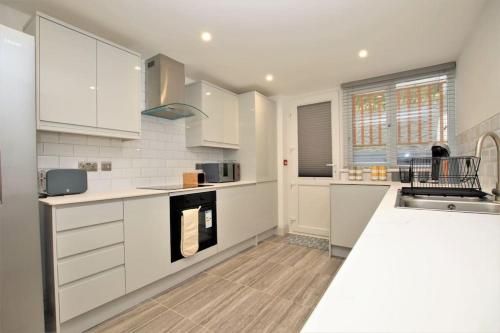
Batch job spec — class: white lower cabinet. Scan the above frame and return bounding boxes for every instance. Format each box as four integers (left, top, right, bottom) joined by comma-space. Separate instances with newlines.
57, 244, 124, 285
56, 221, 124, 259
255, 181, 278, 234
58, 266, 125, 323
124, 195, 170, 293
43, 200, 127, 326
217, 182, 277, 251
43, 185, 277, 330
217, 185, 257, 251
330, 184, 389, 248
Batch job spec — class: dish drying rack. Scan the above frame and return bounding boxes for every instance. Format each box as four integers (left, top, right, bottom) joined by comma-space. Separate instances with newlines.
399, 156, 488, 197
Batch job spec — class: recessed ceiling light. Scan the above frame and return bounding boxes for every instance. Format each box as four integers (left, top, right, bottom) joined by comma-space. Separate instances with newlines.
201, 32, 212, 42
134, 65, 141, 71
358, 49, 368, 58
205, 92, 211, 96
265, 74, 274, 82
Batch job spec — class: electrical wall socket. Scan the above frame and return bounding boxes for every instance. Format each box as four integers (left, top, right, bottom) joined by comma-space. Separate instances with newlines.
78, 161, 98, 172
101, 161, 112, 171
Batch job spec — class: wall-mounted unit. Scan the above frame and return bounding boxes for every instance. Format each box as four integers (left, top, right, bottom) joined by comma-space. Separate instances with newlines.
25, 13, 141, 139
185, 81, 239, 149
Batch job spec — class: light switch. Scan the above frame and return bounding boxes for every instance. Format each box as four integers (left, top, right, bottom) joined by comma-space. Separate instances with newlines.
101, 161, 112, 171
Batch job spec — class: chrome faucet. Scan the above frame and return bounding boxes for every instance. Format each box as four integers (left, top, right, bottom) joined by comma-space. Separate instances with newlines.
475, 131, 500, 202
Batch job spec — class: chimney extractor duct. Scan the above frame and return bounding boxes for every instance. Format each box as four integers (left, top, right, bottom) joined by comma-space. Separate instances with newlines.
142, 54, 207, 120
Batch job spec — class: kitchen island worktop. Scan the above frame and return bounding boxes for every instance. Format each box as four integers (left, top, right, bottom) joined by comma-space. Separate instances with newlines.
303, 184, 500, 333
38, 181, 257, 206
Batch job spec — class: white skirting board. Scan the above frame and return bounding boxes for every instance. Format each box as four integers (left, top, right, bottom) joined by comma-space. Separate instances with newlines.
59, 228, 276, 333
330, 245, 351, 258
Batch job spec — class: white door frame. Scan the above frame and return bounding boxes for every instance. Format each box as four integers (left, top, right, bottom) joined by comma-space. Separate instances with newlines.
285, 88, 342, 236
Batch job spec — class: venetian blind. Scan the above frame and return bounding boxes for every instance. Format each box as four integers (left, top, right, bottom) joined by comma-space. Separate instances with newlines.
297, 101, 333, 177
342, 63, 456, 167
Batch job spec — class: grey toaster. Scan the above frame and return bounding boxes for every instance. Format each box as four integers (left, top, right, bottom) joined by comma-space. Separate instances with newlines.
45, 169, 88, 196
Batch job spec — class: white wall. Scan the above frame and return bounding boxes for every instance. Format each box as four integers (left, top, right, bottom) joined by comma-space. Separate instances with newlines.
456, 0, 500, 134
0, 3, 31, 31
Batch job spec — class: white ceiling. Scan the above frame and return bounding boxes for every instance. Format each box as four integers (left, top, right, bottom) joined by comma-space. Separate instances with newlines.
3, 0, 485, 96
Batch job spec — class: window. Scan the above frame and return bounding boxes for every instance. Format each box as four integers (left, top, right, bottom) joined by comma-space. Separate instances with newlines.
297, 101, 332, 177
342, 63, 455, 167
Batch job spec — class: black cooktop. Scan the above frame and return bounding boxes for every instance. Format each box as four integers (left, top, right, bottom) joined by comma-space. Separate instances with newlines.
138, 184, 213, 191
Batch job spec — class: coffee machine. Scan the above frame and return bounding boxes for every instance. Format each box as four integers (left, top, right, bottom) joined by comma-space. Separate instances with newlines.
431, 143, 450, 181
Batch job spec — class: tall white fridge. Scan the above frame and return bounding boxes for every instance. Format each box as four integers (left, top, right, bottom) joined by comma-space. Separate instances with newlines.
0, 24, 45, 332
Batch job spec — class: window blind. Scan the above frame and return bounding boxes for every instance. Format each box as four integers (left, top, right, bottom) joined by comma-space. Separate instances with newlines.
342, 63, 456, 167
297, 101, 332, 177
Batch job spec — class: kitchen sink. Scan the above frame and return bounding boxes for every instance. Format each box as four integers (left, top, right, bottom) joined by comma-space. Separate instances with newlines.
396, 191, 500, 214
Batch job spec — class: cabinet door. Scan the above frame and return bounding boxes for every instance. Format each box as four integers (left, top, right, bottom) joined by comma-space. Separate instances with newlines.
223, 94, 239, 145
97, 41, 141, 133
202, 84, 225, 143
255, 181, 278, 234
331, 185, 388, 248
124, 196, 170, 292
217, 185, 257, 251
255, 95, 277, 181
39, 17, 97, 127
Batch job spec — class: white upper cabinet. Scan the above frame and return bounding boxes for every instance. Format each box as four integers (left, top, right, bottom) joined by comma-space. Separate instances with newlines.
27, 13, 141, 139
223, 90, 239, 145
224, 91, 277, 182
38, 17, 97, 127
97, 41, 141, 133
185, 81, 239, 149
255, 93, 277, 182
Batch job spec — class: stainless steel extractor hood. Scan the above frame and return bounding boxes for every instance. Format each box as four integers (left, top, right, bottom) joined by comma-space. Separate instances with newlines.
142, 54, 207, 120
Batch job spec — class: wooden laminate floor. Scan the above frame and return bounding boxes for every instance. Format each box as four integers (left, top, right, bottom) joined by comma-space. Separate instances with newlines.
88, 236, 343, 333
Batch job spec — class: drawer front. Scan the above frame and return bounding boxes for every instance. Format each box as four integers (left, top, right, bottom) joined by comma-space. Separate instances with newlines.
56, 201, 123, 231
57, 221, 124, 258
59, 266, 125, 322
58, 244, 124, 285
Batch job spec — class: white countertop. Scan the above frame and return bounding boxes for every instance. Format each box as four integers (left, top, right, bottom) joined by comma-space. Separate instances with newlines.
331, 180, 395, 186
303, 184, 500, 333
39, 181, 256, 206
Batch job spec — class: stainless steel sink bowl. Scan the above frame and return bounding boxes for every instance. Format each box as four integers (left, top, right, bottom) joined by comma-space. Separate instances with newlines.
396, 191, 500, 214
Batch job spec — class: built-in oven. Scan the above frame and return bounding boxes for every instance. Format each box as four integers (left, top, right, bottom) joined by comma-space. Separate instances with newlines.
169, 191, 217, 263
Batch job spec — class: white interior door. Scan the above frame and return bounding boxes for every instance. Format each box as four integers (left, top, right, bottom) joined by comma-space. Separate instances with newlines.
286, 89, 341, 237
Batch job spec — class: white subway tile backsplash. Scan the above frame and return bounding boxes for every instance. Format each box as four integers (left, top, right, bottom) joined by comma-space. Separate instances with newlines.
38, 155, 59, 169
111, 178, 132, 190
59, 157, 79, 168
36, 117, 224, 192
140, 168, 158, 177
43, 143, 74, 156
112, 158, 132, 169
74, 145, 100, 156
38, 131, 59, 143
59, 133, 88, 145
87, 136, 112, 146
100, 146, 123, 157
